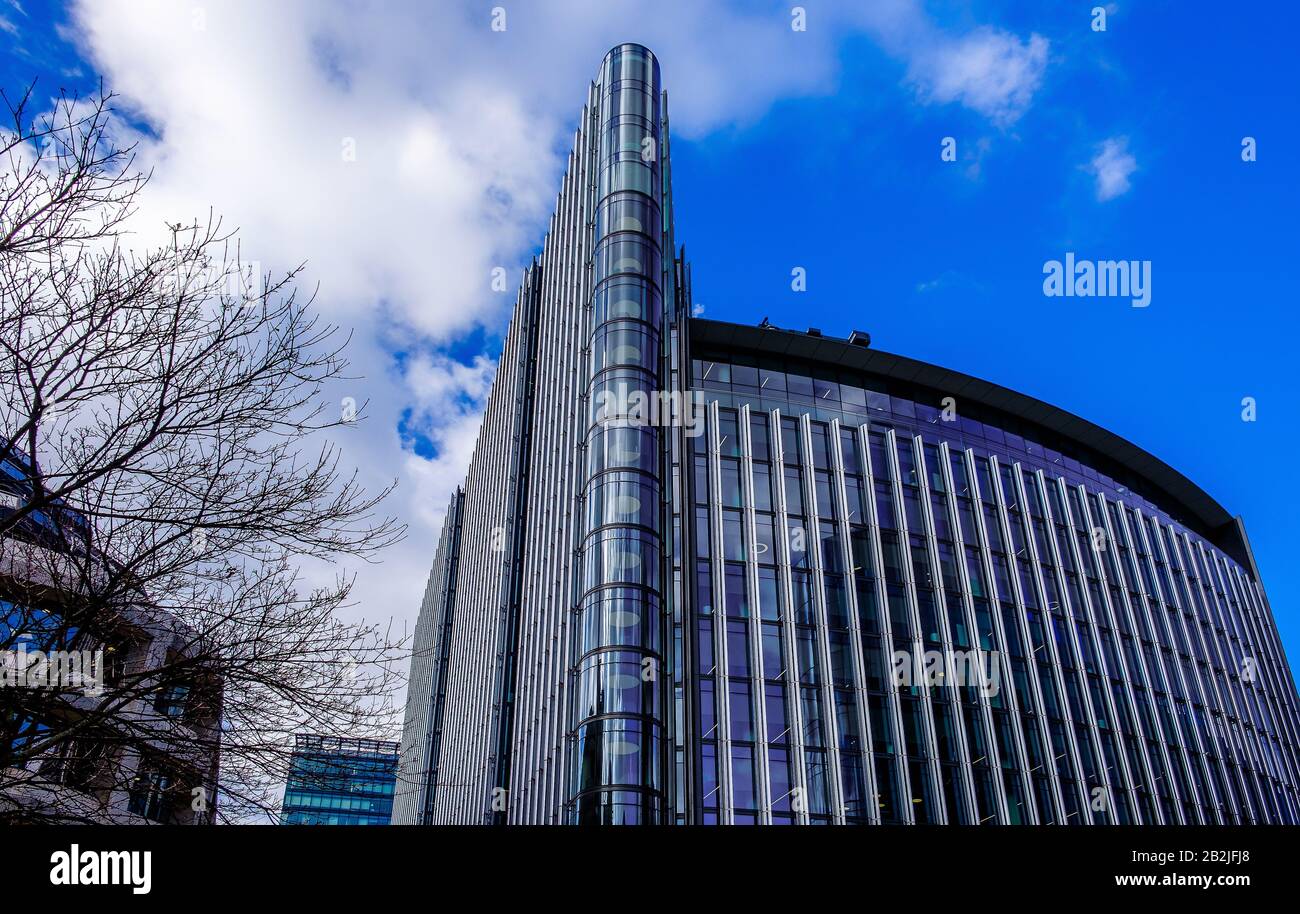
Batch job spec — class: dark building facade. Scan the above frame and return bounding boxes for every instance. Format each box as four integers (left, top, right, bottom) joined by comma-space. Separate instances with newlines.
1, 439, 221, 825
394, 44, 1300, 825
280, 734, 398, 826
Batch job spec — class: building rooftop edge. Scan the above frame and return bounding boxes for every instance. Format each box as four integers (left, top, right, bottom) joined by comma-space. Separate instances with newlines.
689, 317, 1242, 553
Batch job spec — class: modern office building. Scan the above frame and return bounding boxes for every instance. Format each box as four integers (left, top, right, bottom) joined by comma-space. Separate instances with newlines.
280, 734, 398, 825
394, 44, 1300, 825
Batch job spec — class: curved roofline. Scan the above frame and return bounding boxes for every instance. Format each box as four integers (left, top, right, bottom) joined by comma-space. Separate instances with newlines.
690, 318, 1238, 539
604, 42, 655, 57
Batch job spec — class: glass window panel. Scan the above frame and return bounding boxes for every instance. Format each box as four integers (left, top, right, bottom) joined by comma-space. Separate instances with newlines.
729, 679, 754, 741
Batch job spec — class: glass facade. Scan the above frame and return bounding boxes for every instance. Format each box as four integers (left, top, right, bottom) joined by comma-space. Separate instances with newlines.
395, 44, 1299, 826
572, 44, 668, 825
682, 348, 1298, 824
281, 735, 398, 826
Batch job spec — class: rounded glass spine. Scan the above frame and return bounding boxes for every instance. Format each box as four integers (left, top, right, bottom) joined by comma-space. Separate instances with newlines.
570, 44, 666, 825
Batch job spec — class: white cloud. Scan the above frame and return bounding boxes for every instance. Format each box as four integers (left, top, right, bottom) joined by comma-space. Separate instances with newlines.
910, 28, 1049, 126
841, 3, 1050, 126
398, 352, 495, 526
1, 0, 22, 30
54, 1, 1056, 712
1088, 136, 1137, 201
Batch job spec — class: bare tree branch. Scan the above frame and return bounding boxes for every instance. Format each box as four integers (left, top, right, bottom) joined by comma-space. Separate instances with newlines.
0, 82, 408, 824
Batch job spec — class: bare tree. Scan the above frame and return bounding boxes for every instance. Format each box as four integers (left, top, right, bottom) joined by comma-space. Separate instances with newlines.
0, 83, 406, 824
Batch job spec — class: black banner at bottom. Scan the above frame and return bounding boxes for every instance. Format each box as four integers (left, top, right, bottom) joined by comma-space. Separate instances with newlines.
7, 825, 1282, 900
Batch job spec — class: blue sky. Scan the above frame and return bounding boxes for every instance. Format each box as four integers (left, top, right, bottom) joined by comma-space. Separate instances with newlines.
3, 1, 1298, 666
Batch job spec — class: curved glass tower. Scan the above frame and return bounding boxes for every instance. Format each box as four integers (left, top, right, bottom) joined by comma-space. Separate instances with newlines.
572, 44, 668, 824
395, 45, 1299, 826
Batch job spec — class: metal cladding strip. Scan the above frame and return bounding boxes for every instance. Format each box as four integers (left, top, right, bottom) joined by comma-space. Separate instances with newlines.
706, 401, 734, 822
982, 455, 1071, 823
1232, 567, 1300, 811
508, 95, 591, 823
1019, 473, 1088, 817
938, 443, 1017, 823
925, 447, 993, 826
510, 150, 557, 823
1081, 487, 1170, 824
921, 437, 1008, 824
1029, 468, 1116, 821
1204, 552, 1282, 822
393, 489, 464, 824
666, 240, 691, 822
888, 431, 952, 823
1050, 476, 1144, 823
772, 408, 813, 824
1146, 512, 1233, 823
1161, 523, 1249, 823
861, 427, 916, 823
1222, 558, 1300, 792
659, 92, 689, 823
430, 493, 466, 820
1243, 557, 1300, 721
831, 419, 883, 825
392, 536, 441, 824
852, 422, 892, 824
1118, 502, 1210, 822
1202, 546, 1289, 821
1184, 535, 1262, 821
800, 413, 848, 823
1131, 506, 1224, 822
420, 258, 533, 823
1082, 492, 1162, 820
489, 260, 544, 823
1096, 492, 1189, 822
984, 451, 1054, 823
739, 404, 775, 823
677, 319, 701, 823
992, 460, 1092, 821
951, 449, 1011, 824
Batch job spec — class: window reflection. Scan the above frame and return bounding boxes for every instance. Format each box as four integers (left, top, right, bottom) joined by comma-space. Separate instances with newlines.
595, 234, 659, 280
592, 323, 657, 374
573, 719, 662, 795
576, 652, 658, 719
587, 425, 656, 475
594, 277, 661, 325
586, 472, 658, 531
596, 190, 660, 239
598, 160, 657, 198
578, 588, 660, 653
584, 527, 659, 589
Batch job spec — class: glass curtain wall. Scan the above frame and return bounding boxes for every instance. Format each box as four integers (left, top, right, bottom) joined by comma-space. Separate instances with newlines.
570, 44, 669, 825
685, 354, 1299, 825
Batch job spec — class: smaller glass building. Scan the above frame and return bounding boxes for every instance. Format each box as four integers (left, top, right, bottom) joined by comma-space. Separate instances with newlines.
280, 735, 398, 826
